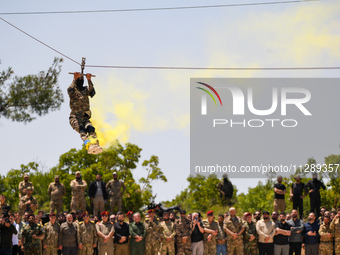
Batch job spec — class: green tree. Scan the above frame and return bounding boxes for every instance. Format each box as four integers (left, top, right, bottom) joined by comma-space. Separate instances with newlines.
0, 58, 63, 123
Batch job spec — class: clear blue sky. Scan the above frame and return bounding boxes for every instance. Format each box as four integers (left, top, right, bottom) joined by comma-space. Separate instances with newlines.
1, 0, 339, 202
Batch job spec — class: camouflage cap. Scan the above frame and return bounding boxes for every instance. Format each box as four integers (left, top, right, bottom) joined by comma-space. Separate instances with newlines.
112, 172, 117, 176
26, 187, 33, 191
55, 175, 60, 179
75, 171, 81, 175
24, 173, 29, 178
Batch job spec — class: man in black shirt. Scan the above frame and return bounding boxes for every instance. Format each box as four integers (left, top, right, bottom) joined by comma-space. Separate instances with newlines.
290, 175, 305, 219
274, 176, 286, 213
114, 211, 129, 254
0, 216, 18, 254
191, 212, 204, 255
305, 173, 326, 219
274, 212, 291, 255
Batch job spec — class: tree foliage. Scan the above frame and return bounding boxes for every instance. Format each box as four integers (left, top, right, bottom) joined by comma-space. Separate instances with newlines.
0, 58, 64, 123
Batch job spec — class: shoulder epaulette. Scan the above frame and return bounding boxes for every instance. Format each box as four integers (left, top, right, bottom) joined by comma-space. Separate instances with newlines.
79, 221, 84, 225
44, 222, 49, 226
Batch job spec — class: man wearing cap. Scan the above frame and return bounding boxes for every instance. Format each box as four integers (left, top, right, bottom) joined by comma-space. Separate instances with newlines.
318, 215, 334, 255
77, 211, 98, 255
114, 211, 130, 254
203, 210, 219, 255
43, 213, 60, 255
274, 176, 286, 214
106, 172, 126, 214
127, 211, 134, 224
144, 208, 161, 254
175, 209, 192, 254
58, 214, 78, 255
18, 174, 34, 199
243, 212, 258, 255
89, 174, 108, 218
305, 173, 326, 219
224, 207, 245, 255
48, 175, 66, 215
96, 211, 114, 255
159, 211, 176, 255
256, 211, 275, 255
129, 212, 146, 255
290, 175, 305, 219
330, 209, 340, 255
21, 214, 44, 255
19, 187, 38, 215
70, 171, 87, 213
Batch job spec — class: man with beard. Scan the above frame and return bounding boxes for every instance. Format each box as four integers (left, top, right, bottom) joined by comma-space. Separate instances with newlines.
18, 174, 34, 199
272, 212, 279, 224
256, 211, 275, 255
274, 212, 291, 255
224, 207, 245, 255
89, 174, 108, 218
303, 212, 320, 255
106, 172, 126, 214
216, 214, 227, 255
290, 175, 305, 219
48, 175, 66, 215
96, 211, 114, 255
70, 171, 87, 213
304, 173, 326, 219
287, 209, 304, 255
254, 212, 261, 223
243, 212, 258, 255
19, 187, 38, 215
175, 210, 192, 255
319, 215, 334, 255
43, 213, 60, 255
159, 211, 176, 255
21, 214, 44, 254
77, 211, 97, 255
144, 209, 161, 255
274, 176, 286, 213
203, 210, 219, 255
130, 212, 146, 255
68, 72, 102, 154
114, 211, 130, 254
58, 214, 78, 255
318, 207, 327, 224
330, 209, 340, 255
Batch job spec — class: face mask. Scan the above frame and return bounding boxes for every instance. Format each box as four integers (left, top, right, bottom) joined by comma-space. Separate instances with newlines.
76, 176, 81, 180
55, 180, 59, 184
24, 179, 28, 183
76, 78, 84, 89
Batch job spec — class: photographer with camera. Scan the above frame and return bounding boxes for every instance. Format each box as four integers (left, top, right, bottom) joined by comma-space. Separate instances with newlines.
0, 214, 18, 254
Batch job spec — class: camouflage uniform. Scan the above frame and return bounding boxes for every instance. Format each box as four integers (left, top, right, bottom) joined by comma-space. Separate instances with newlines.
18, 181, 34, 198
19, 195, 38, 215
96, 221, 114, 255
224, 216, 244, 255
330, 217, 340, 255
48, 181, 66, 215
144, 217, 161, 255
21, 222, 44, 255
202, 220, 218, 255
68, 78, 96, 141
319, 221, 334, 255
106, 179, 126, 214
43, 221, 60, 255
175, 218, 193, 255
159, 220, 176, 255
77, 221, 98, 255
243, 221, 258, 255
70, 178, 87, 213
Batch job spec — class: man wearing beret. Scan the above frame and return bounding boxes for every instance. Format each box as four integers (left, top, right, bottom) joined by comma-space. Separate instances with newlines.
96, 211, 114, 255
77, 211, 98, 255
48, 175, 66, 215
175, 209, 192, 254
224, 207, 245, 255
243, 212, 258, 255
203, 210, 219, 255
129, 212, 146, 255
70, 171, 87, 213
43, 213, 60, 255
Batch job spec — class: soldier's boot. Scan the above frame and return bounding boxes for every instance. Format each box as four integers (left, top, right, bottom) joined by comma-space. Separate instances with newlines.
87, 133, 102, 154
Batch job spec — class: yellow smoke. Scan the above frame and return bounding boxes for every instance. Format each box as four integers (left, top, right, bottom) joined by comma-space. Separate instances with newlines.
90, 1, 339, 147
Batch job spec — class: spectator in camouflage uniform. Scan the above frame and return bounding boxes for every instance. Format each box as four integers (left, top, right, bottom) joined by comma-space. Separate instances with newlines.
43, 213, 60, 255
144, 209, 161, 254
48, 175, 66, 215
203, 210, 218, 255
130, 212, 146, 255
21, 214, 44, 255
175, 210, 192, 255
319, 215, 334, 255
70, 171, 87, 213
19, 187, 38, 215
96, 211, 114, 255
159, 211, 176, 255
216, 214, 227, 255
243, 212, 258, 255
106, 172, 126, 214
330, 210, 340, 255
224, 207, 245, 255
18, 174, 34, 198
68, 72, 97, 142
77, 211, 98, 255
